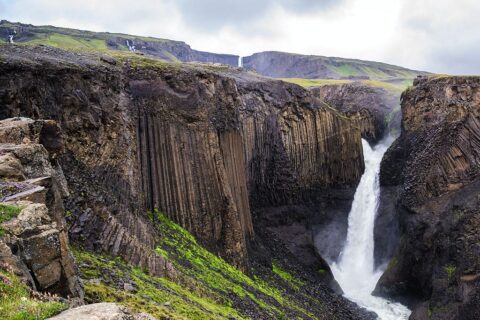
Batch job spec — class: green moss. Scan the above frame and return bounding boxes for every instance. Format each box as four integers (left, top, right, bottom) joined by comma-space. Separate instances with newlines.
444, 265, 456, 282
0, 269, 67, 319
74, 248, 244, 320
272, 262, 304, 288
153, 211, 320, 318
330, 64, 359, 77
26, 33, 107, 50
0, 203, 22, 221
280, 78, 352, 87
0, 203, 23, 237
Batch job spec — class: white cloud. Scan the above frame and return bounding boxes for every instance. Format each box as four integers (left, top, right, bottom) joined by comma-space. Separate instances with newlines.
1, 0, 479, 74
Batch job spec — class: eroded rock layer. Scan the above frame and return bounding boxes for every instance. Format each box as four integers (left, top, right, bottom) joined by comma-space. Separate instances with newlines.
374, 76, 480, 320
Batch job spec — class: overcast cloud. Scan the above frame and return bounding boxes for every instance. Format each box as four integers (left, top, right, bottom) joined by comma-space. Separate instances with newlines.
1, 0, 479, 74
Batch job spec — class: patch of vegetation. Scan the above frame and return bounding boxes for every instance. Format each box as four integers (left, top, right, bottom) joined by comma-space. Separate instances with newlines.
0, 267, 67, 319
153, 211, 324, 318
74, 248, 240, 320
27, 33, 107, 50
280, 77, 411, 94
444, 265, 456, 283
106, 51, 174, 70
330, 64, 359, 78
272, 261, 304, 288
280, 78, 352, 87
0, 203, 23, 237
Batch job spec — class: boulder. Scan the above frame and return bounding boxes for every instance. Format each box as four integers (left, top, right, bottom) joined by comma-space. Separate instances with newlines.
48, 303, 155, 320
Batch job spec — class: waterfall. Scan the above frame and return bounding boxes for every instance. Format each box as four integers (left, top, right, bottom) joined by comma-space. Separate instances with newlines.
126, 40, 136, 52
330, 138, 411, 320
238, 56, 243, 68
8, 35, 14, 44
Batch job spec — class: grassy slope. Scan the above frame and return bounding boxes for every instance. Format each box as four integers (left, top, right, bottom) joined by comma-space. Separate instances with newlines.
267, 51, 426, 81
0, 21, 173, 56
75, 212, 331, 320
0, 269, 67, 320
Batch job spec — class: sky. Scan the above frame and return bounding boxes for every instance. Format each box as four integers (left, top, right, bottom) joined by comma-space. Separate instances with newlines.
1, 0, 479, 75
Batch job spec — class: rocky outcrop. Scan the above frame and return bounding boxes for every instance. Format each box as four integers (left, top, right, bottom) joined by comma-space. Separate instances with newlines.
0, 117, 82, 298
373, 76, 480, 320
311, 83, 400, 143
48, 302, 155, 320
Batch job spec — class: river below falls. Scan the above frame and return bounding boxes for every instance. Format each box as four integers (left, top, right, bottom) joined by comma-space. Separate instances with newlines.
329, 138, 411, 320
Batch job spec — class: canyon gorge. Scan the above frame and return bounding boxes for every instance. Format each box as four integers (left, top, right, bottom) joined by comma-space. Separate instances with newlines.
0, 21, 479, 320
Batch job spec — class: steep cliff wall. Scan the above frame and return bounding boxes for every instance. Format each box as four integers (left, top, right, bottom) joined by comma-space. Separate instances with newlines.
0, 46, 365, 276
374, 76, 480, 320
0, 45, 175, 275
237, 79, 364, 208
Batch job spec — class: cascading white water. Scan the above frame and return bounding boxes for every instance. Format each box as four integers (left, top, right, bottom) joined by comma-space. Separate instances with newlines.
238, 56, 243, 67
126, 40, 136, 52
330, 138, 411, 320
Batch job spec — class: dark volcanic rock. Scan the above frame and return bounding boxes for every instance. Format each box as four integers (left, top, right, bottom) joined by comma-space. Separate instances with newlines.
373, 76, 480, 320
311, 82, 400, 143
0, 45, 364, 272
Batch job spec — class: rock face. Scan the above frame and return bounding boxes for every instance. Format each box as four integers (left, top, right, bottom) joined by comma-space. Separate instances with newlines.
0, 46, 365, 279
373, 76, 480, 320
311, 83, 400, 143
242, 51, 426, 80
0, 117, 82, 298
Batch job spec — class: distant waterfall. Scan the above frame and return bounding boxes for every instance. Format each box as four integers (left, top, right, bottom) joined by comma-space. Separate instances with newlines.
329, 138, 411, 320
126, 40, 136, 52
8, 35, 14, 44
238, 56, 243, 68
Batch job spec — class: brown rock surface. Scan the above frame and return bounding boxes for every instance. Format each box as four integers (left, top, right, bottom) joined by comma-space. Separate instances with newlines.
374, 76, 480, 320
48, 302, 155, 320
0, 117, 82, 298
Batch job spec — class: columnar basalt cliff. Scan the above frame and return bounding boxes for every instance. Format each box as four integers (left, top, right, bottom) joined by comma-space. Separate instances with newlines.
374, 76, 480, 320
0, 45, 365, 272
0, 44, 375, 319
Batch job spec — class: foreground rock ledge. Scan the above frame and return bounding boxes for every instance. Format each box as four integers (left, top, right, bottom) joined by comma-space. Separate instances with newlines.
48, 303, 155, 320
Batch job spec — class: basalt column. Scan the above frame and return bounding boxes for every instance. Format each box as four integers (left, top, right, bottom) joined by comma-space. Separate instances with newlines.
134, 79, 253, 269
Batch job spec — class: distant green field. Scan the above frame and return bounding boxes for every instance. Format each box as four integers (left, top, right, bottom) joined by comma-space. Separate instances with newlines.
280, 78, 352, 87
280, 77, 413, 93
27, 33, 108, 50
